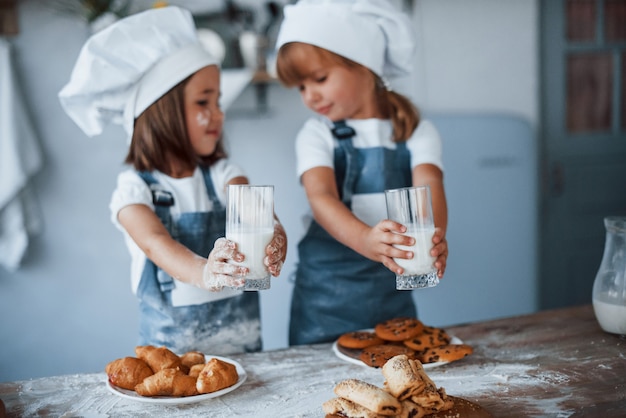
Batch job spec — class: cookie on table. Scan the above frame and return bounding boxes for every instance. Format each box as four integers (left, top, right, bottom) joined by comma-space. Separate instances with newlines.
419, 344, 473, 364
403, 326, 451, 352
337, 331, 385, 349
359, 344, 417, 368
374, 317, 424, 341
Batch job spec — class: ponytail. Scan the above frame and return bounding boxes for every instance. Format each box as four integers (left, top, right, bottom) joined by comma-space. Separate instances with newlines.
376, 79, 420, 142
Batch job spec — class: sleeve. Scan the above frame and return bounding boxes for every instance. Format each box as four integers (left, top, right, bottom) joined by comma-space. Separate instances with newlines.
210, 159, 247, 205
407, 119, 444, 172
109, 169, 154, 230
295, 117, 336, 178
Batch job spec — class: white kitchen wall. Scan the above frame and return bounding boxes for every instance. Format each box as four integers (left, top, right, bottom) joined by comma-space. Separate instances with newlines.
412, 0, 538, 125
0, 0, 538, 382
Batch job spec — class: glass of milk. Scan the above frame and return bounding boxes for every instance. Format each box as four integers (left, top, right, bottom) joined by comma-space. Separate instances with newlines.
385, 186, 438, 290
226, 185, 274, 290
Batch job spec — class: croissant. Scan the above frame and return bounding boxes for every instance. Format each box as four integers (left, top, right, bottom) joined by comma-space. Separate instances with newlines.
135, 345, 184, 374
180, 351, 206, 369
105, 357, 153, 390
196, 358, 239, 394
188, 363, 205, 378
134, 368, 199, 397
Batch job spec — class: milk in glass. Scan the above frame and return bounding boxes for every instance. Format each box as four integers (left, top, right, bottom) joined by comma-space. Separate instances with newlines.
394, 224, 436, 275
227, 227, 274, 279
385, 185, 439, 289
226, 184, 274, 290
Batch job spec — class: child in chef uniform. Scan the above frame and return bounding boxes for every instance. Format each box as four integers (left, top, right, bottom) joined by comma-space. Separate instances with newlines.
58, 7, 287, 355
275, 0, 448, 345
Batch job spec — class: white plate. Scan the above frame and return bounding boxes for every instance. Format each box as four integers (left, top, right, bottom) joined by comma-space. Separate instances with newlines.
332, 331, 463, 369
106, 355, 247, 404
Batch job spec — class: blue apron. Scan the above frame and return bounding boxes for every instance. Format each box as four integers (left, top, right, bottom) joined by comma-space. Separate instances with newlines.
289, 121, 417, 345
136, 168, 261, 354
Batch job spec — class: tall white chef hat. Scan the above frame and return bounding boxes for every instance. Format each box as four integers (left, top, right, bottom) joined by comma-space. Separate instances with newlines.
58, 6, 220, 139
275, 0, 416, 79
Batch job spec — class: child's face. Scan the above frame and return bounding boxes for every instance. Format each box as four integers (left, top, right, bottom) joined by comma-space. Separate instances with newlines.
184, 65, 223, 157
296, 55, 378, 121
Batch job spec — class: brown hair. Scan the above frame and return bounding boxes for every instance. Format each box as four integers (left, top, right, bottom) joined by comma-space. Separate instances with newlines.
125, 75, 226, 174
276, 42, 420, 142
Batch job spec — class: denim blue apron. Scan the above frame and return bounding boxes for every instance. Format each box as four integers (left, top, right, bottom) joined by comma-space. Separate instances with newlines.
136, 168, 261, 354
289, 120, 417, 345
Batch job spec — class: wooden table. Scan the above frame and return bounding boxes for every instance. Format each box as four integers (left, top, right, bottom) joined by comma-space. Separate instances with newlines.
1, 305, 624, 417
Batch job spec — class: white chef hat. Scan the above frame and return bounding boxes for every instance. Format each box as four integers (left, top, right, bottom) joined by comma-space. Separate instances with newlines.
275, 0, 416, 79
58, 6, 220, 139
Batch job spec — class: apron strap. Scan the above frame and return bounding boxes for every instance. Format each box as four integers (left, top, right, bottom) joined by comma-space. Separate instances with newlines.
200, 166, 223, 211
331, 120, 361, 207
136, 170, 176, 293
137, 171, 174, 220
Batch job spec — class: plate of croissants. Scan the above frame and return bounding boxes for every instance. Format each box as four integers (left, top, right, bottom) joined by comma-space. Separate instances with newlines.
105, 345, 246, 404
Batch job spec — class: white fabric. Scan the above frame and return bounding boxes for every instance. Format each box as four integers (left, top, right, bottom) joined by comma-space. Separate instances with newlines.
0, 39, 43, 271
275, 0, 415, 78
58, 6, 220, 139
295, 117, 443, 227
109, 160, 246, 306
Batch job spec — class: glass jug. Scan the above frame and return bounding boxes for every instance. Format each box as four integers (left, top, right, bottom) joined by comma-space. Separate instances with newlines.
592, 216, 626, 336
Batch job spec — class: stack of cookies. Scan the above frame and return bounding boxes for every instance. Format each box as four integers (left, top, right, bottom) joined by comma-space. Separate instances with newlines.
323, 354, 454, 417
337, 317, 473, 368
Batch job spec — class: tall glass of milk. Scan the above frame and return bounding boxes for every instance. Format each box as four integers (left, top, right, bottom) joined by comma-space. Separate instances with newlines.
226, 185, 274, 290
385, 186, 438, 290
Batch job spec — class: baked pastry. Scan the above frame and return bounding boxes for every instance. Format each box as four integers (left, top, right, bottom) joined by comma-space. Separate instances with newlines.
337, 331, 385, 349
360, 344, 416, 368
402, 326, 451, 352
333, 378, 402, 416
134, 368, 198, 397
418, 344, 473, 364
324, 354, 455, 418
374, 317, 424, 341
410, 376, 453, 413
387, 355, 454, 414
135, 345, 183, 373
381, 354, 425, 400
323, 397, 387, 418
196, 357, 239, 394
180, 351, 206, 368
105, 357, 153, 391
188, 363, 205, 378
397, 399, 427, 418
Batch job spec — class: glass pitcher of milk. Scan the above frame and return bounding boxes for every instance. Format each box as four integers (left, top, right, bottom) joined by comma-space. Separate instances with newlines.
592, 216, 626, 336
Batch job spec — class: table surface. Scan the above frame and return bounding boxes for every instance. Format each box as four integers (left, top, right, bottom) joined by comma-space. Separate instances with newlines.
1, 304, 625, 417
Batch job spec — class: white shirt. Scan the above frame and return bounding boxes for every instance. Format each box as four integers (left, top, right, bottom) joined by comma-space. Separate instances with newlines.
295, 117, 443, 228
109, 159, 246, 306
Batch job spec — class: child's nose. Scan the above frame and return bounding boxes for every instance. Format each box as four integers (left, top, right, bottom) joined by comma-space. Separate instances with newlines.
303, 88, 320, 104
212, 107, 224, 121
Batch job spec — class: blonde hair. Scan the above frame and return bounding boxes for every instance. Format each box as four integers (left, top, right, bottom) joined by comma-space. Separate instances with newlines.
276, 42, 419, 142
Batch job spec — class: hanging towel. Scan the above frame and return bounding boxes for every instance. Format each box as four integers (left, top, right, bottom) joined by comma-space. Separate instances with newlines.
0, 38, 43, 271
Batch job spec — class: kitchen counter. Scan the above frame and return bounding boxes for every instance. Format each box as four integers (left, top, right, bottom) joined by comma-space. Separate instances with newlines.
1, 304, 624, 417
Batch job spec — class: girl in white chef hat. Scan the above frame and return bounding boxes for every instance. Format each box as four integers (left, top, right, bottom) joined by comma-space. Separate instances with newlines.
58, 6, 287, 355
275, 0, 448, 345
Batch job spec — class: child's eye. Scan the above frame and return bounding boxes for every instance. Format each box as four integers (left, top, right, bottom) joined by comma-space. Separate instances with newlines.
196, 100, 208, 106
316, 76, 327, 83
